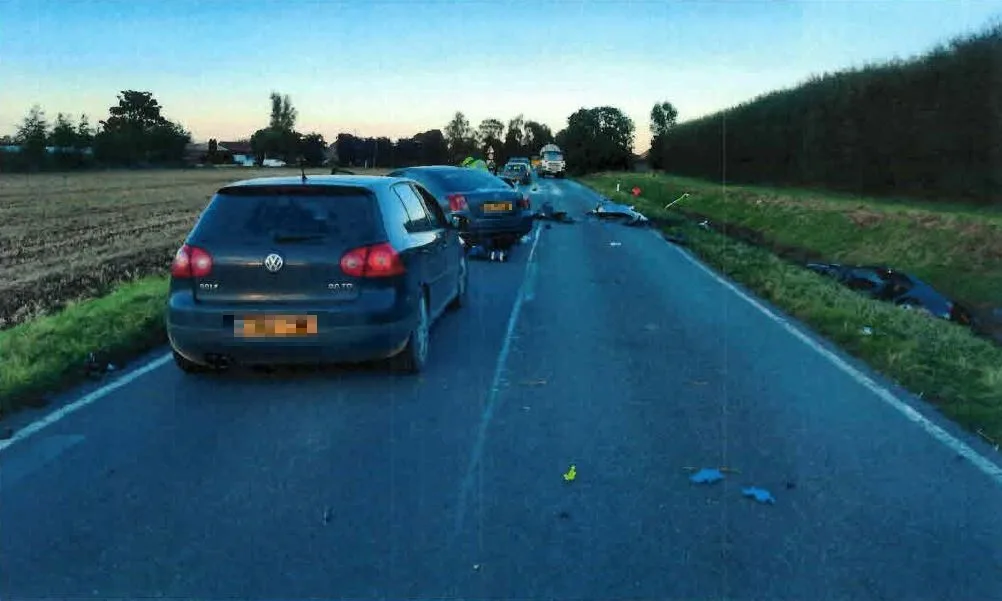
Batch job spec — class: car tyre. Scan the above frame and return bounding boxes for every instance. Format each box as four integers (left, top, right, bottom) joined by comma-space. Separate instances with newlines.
173, 349, 206, 374
391, 293, 429, 374
448, 255, 468, 311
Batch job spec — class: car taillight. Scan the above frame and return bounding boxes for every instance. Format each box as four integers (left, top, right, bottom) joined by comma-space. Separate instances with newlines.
447, 193, 468, 212
340, 242, 406, 278
517, 194, 531, 210
170, 244, 213, 278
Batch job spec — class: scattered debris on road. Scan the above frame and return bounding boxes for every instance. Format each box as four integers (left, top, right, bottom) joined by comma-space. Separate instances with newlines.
587, 198, 651, 227
563, 465, 577, 482
689, 468, 725, 484
742, 487, 777, 504
533, 201, 575, 224
977, 428, 1000, 452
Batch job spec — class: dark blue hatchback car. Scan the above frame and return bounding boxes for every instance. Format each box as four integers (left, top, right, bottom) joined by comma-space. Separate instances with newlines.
166, 175, 467, 374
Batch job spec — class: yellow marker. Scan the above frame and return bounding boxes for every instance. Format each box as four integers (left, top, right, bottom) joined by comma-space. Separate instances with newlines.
563, 465, 577, 481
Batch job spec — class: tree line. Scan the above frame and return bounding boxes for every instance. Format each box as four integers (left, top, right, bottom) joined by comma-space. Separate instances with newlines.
651, 21, 1002, 205
2, 89, 643, 174
0, 91, 192, 171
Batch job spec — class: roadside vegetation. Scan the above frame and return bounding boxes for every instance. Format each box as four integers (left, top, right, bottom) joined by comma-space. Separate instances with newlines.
581, 172, 1002, 444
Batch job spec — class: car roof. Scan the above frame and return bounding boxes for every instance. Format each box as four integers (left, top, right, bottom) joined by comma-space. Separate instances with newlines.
217, 174, 403, 193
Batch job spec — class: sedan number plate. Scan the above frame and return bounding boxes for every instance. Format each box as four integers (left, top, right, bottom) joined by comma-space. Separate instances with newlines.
235, 315, 318, 338
483, 202, 513, 212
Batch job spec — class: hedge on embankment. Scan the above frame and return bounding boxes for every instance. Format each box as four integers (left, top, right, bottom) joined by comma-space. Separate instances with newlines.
650, 22, 1002, 206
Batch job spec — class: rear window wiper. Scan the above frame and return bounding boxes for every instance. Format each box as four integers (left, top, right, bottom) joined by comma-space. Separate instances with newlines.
272, 232, 327, 243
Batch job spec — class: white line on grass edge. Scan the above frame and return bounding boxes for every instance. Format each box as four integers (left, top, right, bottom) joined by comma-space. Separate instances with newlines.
659, 230, 1002, 485
0, 353, 173, 454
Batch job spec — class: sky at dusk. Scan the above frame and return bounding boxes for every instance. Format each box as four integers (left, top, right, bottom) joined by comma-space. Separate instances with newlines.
2, 0, 1000, 152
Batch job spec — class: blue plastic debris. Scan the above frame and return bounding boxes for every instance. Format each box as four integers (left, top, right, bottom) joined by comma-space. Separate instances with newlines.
689, 468, 724, 484
741, 487, 776, 504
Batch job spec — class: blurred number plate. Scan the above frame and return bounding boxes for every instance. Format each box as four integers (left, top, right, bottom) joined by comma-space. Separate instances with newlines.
235, 315, 318, 338
483, 202, 512, 212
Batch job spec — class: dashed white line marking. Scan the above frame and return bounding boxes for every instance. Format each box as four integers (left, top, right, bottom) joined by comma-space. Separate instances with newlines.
454, 223, 543, 534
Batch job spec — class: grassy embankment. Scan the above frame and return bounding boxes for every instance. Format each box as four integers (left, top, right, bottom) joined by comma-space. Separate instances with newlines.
0, 167, 390, 417
581, 172, 1002, 444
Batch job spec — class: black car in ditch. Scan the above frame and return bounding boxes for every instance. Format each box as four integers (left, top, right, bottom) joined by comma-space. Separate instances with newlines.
166, 175, 468, 374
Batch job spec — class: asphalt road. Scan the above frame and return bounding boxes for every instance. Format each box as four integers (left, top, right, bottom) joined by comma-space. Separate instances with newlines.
3, 176, 1002, 600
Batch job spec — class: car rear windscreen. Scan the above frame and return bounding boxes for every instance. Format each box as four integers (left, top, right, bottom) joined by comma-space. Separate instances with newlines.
418, 169, 503, 192
191, 186, 378, 245
543, 151, 562, 160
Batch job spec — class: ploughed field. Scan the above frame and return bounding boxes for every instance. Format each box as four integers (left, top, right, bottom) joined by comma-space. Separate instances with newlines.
0, 167, 388, 330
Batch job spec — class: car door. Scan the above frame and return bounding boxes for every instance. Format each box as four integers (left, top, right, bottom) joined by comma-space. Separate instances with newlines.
412, 182, 461, 296
392, 183, 450, 316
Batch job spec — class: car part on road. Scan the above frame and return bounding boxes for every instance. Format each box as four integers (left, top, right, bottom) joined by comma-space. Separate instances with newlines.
689, 468, 725, 484
532, 201, 575, 223
741, 487, 777, 505
586, 199, 650, 226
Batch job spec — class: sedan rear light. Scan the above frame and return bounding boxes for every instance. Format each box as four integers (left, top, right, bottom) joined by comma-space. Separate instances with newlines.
340, 242, 406, 278
517, 194, 531, 210
170, 244, 213, 278
447, 193, 468, 212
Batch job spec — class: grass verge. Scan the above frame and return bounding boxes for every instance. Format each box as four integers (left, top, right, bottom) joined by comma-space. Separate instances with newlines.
0, 276, 169, 418
579, 173, 1002, 445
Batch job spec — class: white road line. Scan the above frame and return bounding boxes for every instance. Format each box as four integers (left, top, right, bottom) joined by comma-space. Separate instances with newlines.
454, 223, 544, 535
0, 353, 173, 454
661, 234, 1002, 485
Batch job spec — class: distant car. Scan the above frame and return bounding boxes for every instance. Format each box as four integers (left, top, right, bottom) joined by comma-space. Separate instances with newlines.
508, 156, 531, 170
387, 165, 533, 257
499, 162, 531, 185
166, 175, 468, 375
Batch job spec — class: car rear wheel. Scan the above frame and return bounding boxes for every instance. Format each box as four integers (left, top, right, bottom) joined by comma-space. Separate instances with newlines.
391, 294, 429, 373
173, 349, 206, 374
448, 255, 468, 311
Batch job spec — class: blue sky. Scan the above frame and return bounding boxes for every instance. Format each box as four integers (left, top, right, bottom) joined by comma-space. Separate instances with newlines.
2, 0, 1000, 152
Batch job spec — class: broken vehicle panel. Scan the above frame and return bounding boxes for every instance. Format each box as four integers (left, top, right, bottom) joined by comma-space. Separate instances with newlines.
586, 199, 650, 226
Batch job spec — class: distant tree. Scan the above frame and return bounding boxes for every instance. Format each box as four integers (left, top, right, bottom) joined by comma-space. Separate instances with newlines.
75, 114, 94, 150
648, 101, 678, 170
14, 105, 49, 169
444, 111, 476, 161
503, 114, 525, 161
93, 90, 190, 166
523, 120, 554, 152
412, 128, 449, 164
250, 92, 302, 164
476, 118, 504, 156
299, 132, 327, 166
556, 106, 635, 174
269, 92, 298, 132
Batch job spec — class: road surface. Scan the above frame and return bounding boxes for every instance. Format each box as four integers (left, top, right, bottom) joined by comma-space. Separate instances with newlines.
2, 177, 1002, 600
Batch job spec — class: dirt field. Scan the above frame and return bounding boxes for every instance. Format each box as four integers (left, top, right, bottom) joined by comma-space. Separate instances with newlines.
0, 166, 390, 329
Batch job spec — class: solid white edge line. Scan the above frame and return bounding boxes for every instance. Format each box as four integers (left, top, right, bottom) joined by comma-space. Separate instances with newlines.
662, 234, 1002, 485
453, 222, 543, 535
0, 353, 173, 454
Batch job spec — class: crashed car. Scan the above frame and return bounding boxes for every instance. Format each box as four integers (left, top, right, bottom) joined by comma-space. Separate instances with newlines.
499, 162, 531, 186
806, 263, 973, 324
385, 165, 533, 261
586, 199, 650, 226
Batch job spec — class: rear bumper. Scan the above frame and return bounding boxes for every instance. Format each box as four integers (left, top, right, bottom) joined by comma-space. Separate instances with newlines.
166, 292, 417, 366
461, 213, 534, 239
